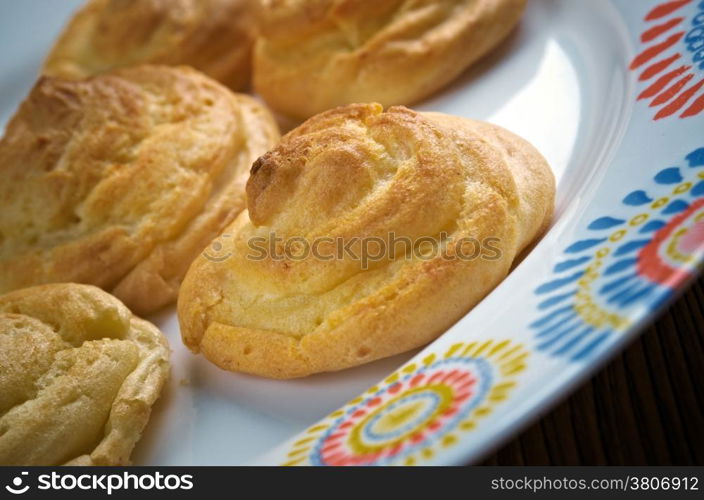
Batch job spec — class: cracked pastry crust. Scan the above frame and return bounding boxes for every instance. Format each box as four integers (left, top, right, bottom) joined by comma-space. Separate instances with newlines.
0, 65, 279, 315
43, 0, 259, 91
178, 103, 554, 378
254, 0, 526, 119
0, 283, 170, 466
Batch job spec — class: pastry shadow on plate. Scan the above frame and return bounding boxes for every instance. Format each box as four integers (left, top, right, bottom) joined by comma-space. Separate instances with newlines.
187, 348, 422, 423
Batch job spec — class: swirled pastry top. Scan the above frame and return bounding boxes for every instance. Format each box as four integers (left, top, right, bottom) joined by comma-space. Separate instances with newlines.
0, 65, 280, 315
178, 103, 554, 378
44, 0, 259, 90
254, 0, 526, 118
0, 283, 169, 466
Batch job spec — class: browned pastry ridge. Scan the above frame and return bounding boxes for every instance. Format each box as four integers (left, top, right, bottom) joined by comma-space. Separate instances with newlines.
178, 103, 554, 378
0, 65, 280, 315
254, 0, 527, 119
44, 0, 260, 90
0, 283, 170, 466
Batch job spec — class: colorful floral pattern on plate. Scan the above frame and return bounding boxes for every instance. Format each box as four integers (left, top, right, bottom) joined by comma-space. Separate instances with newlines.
283, 340, 527, 466
531, 147, 704, 361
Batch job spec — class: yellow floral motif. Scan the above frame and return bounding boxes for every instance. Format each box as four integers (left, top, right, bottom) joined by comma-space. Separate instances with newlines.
573, 251, 629, 330
629, 213, 649, 226
609, 229, 627, 242
674, 182, 692, 195
347, 385, 454, 456
652, 197, 669, 209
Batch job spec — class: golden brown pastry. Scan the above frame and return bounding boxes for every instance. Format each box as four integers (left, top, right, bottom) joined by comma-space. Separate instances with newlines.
44, 0, 259, 90
254, 0, 526, 119
178, 103, 554, 378
0, 65, 280, 315
0, 283, 169, 466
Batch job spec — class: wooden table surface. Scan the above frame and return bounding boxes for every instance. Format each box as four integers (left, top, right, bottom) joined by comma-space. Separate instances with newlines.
481, 277, 704, 465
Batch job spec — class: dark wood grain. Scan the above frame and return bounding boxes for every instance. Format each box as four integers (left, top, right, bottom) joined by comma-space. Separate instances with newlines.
481, 277, 704, 465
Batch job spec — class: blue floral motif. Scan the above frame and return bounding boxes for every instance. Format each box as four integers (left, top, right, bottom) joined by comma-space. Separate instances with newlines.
530, 148, 704, 361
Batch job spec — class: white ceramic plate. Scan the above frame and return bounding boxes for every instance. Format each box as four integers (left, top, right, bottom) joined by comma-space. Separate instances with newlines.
1, 0, 703, 466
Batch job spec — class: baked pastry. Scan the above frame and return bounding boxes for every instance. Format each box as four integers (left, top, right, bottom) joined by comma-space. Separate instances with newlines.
44, 0, 259, 90
254, 0, 526, 119
0, 65, 280, 315
0, 283, 169, 465
178, 103, 554, 378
